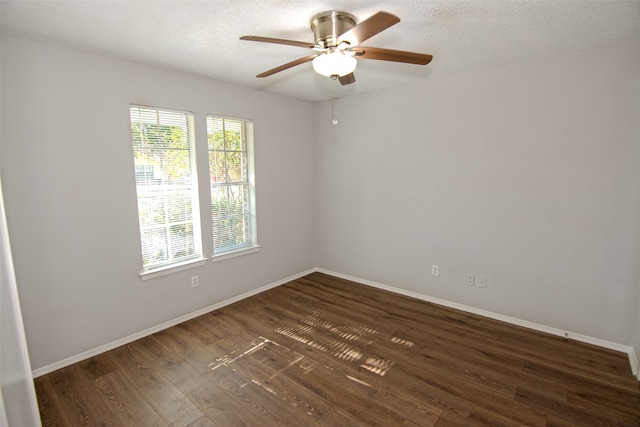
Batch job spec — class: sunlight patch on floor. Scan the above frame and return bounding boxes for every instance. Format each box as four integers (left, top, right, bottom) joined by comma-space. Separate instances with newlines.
391, 336, 414, 348
208, 337, 271, 370
361, 357, 395, 376
275, 310, 399, 377
347, 375, 372, 387
330, 341, 363, 362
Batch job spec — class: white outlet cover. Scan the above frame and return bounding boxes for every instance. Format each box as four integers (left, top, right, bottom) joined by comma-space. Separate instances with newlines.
478, 275, 487, 288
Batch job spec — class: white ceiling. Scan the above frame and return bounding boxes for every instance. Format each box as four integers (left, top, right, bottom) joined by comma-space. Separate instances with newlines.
2, 1, 639, 102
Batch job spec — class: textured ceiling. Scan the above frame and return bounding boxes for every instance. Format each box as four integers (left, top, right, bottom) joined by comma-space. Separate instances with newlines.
2, 1, 639, 102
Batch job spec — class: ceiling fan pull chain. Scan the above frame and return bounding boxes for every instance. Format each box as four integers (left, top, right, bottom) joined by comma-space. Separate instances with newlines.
332, 96, 338, 125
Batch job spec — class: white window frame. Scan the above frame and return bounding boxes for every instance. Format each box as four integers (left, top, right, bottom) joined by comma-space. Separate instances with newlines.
207, 116, 259, 260
130, 105, 205, 278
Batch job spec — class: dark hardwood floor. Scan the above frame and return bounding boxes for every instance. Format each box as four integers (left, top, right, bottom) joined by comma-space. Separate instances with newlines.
35, 272, 640, 426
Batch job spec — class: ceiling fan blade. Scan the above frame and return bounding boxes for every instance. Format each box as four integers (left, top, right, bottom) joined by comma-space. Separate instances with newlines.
353, 46, 433, 65
255, 54, 318, 78
337, 11, 400, 46
240, 35, 317, 49
338, 73, 356, 85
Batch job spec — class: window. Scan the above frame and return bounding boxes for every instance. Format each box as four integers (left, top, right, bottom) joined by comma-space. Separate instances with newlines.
130, 107, 258, 276
130, 106, 202, 272
207, 116, 257, 255
134, 164, 161, 185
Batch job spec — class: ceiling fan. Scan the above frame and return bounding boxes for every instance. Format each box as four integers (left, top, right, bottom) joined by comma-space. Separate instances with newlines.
240, 10, 433, 85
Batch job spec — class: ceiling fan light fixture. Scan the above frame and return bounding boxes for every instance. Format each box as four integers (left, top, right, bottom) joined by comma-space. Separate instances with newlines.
312, 51, 357, 77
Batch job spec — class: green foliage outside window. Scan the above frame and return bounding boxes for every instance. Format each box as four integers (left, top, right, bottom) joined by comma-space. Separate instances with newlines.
208, 119, 254, 253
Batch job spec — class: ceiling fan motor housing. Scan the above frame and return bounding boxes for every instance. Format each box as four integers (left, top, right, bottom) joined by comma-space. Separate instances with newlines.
310, 11, 356, 48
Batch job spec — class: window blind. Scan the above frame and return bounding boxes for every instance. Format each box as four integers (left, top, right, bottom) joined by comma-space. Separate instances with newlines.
130, 105, 202, 271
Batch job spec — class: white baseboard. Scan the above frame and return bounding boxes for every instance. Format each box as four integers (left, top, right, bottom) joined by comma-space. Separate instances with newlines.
316, 268, 637, 376
32, 267, 638, 379
32, 268, 316, 378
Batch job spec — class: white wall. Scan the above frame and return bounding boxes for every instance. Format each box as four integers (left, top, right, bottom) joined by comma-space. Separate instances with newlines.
315, 40, 640, 346
1, 182, 41, 427
2, 33, 640, 374
633, 294, 640, 377
633, 60, 640, 375
1, 35, 316, 371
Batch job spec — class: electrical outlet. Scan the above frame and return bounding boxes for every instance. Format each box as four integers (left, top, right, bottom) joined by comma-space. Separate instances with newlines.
477, 275, 487, 288
431, 265, 439, 276
191, 275, 199, 288
466, 274, 474, 286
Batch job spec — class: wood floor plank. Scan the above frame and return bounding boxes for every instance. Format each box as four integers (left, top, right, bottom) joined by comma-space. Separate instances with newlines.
127, 333, 171, 361
34, 376, 74, 427
128, 337, 211, 397
107, 344, 204, 426
152, 325, 222, 377
315, 406, 367, 426
186, 378, 268, 426
462, 318, 636, 389
515, 385, 634, 427
261, 339, 442, 425
176, 317, 223, 346
95, 369, 168, 426
35, 272, 640, 426
567, 389, 640, 425
46, 364, 121, 427
222, 368, 327, 425
222, 340, 336, 421
78, 352, 118, 381
522, 359, 639, 395
185, 414, 218, 427
263, 350, 419, 426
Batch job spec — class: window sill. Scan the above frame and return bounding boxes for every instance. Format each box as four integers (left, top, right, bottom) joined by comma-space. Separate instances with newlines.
212, 245, 261, 262
140, 257, 207, 281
